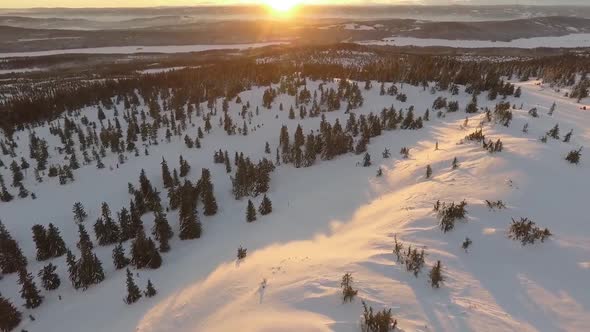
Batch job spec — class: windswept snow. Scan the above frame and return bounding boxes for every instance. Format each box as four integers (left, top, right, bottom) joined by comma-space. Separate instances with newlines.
358, 33, 590, 49
0, 42, 288, 58
0, 78, 589, 332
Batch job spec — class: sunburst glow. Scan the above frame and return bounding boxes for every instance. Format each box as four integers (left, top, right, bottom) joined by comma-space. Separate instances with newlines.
263, 0, 301, 13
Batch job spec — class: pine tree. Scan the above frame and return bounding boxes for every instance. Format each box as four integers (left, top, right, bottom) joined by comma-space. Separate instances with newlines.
118, 207, 133, 241
94, 202, 120, 246
38, 263, 60, 291
76, 224, 93, 251
237, 246, 247, 260
547, 124, 560, 139
46, 223, 66, 258
198, 169, 218, 216
31, 224, 50, 261
0, 182, 14, 202
0, 221, 27, 274
65, 249, 78, 288
179, 206, 201, 240
548, 101, 556, 115
112, 243, 130, 269
152, 212, 173, 252
161, 158, 173, 188
9, 161, 23, 187
462, 237, 472, 252
265, 142, 271, 154
426, 165, 432, 179
258, 195, 272, 216
224, 152, 232, 173
0, 293, 21, 332
340, 273, 358, 303
179, 155, 190, 177
362, 152, 371, 167
72, 202, 87, 223
246, 200, 257, 223
76, 245, 105, 290
242, 121, 248, 136
129, 202, 144, 238
145, 280, 157, 298
428, 260, 444, 288
130, 229, 162, 269
18, 269, 43, 309
17, 183, 28, 198
124, 268, 142, 304
563, 129, 573, 143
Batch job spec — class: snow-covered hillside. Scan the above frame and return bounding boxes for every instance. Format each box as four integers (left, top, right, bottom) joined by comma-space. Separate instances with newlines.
0, 77, 589, 332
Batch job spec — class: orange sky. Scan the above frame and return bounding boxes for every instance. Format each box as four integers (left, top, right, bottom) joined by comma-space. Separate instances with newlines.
0, 0, 355, 9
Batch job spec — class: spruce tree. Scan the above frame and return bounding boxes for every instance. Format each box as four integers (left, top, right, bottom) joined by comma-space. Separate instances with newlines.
0, 293, 21, 332
129, 202, 144, 238
31, 224, 50, 261
258, 195, 272, 216
547, 124, 560, 140
198, 169, 218, 216
65, 249, 79, 288
112, 243, 130, 270
17, 184, 28, 198
9, 161, 23, 187
362, 152, 371, 167
179, 206, 201, 240
152, 212, 173, 252
77, 245, 105, 290
237, 246, 247, 260
72, 202, 87, 223
145, 280, 157, 298
46, 223, 66, 258
265, 142, 271, 154
118, 207, 133, 241
224, 152, 232, 173
161, 158, 173, 188
0, 182, 13, 202
94, 202, 120, 246
124, 268, 142, 304
246, 200, 257, 223
38, 263, 60, 291
179, 155, 190, 177
563, 129, 573, 143
0, 221, 27, 274
18, 269, 43, 309
130, 229, 162, 269
144, 238, 162, 269
428, 260, 444, 288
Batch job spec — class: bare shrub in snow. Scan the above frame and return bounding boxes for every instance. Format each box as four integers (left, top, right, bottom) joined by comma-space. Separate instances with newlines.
341, 273, 358, 303
436, 200, 468, 233
508, 217, 552, 246
565, 148, 582, 164
428, 260, 444, 288
485, 200, 506, 210
360, 301, 397, 332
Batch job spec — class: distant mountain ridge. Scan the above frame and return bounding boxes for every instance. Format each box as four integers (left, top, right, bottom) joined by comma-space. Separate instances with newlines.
1, 15, 590, 53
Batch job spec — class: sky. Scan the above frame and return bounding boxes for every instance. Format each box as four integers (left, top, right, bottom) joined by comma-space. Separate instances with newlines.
1, 0, 588, 9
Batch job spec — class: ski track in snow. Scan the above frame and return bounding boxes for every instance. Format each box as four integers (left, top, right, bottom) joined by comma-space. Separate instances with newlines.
0, 79, 589, 332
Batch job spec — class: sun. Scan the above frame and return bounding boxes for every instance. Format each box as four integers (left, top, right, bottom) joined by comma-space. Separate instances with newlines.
263, 0, 301, 13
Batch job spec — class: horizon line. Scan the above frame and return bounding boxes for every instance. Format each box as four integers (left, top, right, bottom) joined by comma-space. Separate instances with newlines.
2, 4, 590, 10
